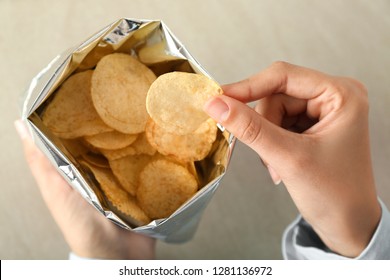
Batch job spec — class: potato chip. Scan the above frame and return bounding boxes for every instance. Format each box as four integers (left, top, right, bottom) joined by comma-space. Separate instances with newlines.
128, 132, 156, 156
81, 152, 110, 169
82, 162, 151, 226
154, 153, 199, 183
84, 130, 138, 150
60, 139, 88, 157
110, 154, 152, 196
146, 72, 222, 135
100, 132, 156, 160
100, 145, 136, 161
42, 70, 113, 139
80, 138, 102, 154
146, 118, 217, 162
185, 161, 200, 186
137, 159, 198, 219
91, 53, 156, 134
154, 154, 201, 185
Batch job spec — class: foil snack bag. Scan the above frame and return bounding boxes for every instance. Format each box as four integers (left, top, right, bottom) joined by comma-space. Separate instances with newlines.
21, 18, 235, 242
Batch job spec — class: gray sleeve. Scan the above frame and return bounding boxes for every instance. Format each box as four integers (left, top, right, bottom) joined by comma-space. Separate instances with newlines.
282, 199, 390, 260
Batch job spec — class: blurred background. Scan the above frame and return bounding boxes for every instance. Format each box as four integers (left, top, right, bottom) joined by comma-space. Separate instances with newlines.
1, 0, 389, 259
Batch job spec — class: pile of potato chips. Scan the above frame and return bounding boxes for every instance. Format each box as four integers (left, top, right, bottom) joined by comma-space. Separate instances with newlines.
42, 52, 222, 227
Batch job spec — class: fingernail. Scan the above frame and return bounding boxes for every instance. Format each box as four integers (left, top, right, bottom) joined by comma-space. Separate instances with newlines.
204, 97, 229, 122
267, 165, 282, 185
14, 120, 29, 140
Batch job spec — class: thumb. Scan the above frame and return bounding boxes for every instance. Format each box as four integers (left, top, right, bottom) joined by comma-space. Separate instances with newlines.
204, 95, 299, 180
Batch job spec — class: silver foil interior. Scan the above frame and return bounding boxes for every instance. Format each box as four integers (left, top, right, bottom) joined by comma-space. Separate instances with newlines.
21, 18, 235, 243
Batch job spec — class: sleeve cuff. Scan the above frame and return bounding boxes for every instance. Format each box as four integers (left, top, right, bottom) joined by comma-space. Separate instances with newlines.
282, 199, 390, 260
69, 252, 99, 260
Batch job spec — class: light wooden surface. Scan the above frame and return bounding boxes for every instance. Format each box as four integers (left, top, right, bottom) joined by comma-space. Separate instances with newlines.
1, 0, 389, 259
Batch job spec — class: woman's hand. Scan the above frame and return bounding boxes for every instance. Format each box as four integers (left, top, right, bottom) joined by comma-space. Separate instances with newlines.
204, 62, 381, 257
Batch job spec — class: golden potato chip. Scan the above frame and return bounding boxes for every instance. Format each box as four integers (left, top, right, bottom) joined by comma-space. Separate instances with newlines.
81, 138, 106, 154
100, 145, 136, 161
60, 139, 88, 157
91, 53, 156, 134
84, 130, 138, 150
146, 118, 217, 162
100, 133, 156, 160
146, 72, 222, 135
82, 162, 151, 226
152, 153, 200, 185
154, 153, 198, 183
110, 154, 152, 196
42, 70, 113, 139
129, 132, 156, 156
137, 159, 198, 219
81, 152, 110, 169
186, 161, 199, 184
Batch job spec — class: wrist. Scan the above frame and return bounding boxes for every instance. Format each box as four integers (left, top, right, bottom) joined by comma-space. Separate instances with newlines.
313, 199, 381, 258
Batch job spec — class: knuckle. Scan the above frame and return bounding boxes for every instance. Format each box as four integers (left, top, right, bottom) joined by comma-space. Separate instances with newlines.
328, 76, 369, 114
246, 77, 256, 100
268, 61, 290, 92
339, 77, 369, 112
357, 90, 369, 113
270, 60, 290, 70
237, 117, 262, 146
347, 77, 368, 94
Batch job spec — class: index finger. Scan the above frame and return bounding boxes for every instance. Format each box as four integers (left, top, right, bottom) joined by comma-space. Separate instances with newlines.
223, 61, 332, 103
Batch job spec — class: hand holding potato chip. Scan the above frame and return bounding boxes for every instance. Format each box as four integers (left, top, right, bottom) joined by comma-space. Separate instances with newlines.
204, 62, 381, 258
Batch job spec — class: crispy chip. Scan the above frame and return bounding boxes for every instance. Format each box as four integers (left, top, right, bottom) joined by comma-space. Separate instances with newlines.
80, 138, 102, 154
137, 159, 198, 219
84, 130, 138, 150
60, 139, 88, 157
110, 154, 152, 196
42, 70, 113, 138
82, 162, 151, 226
81, 152, 110, 169
146, 72, 222, 135
184, 161, 200, 186
100, 132, 156, 160
129, 132, 156, 156
146, 118, 217, 162
100, 145, 136, 161
91, 53, 156, 134
153, 154, 200, 185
